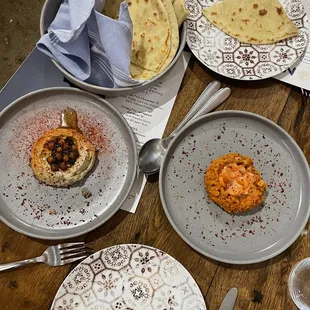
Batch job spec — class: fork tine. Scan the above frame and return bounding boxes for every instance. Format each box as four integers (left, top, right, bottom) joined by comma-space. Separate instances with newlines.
59, 242, 85, 249
301, 88, 308, 104
61, 249, 90, 260
60, 247, 91, 257
61, 255, 88, 265
59, 245, 88, 255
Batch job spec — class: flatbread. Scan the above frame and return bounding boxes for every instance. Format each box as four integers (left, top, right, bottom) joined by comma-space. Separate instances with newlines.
128, 0, 171, 72
103, 0, 179, 80
129, 0, 179, 76
130, 63, 157, 80
102, 0, 123, 19
130, 0, 179, 79
203, 0, 299, 44
173, 0, 189, 26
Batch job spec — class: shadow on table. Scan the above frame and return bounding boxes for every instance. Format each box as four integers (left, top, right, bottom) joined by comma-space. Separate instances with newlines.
85, 209, 129, 243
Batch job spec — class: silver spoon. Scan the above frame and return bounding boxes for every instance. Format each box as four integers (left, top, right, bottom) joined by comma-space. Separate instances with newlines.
137, 81, 220, 174
169, 80, 221, 131
138, 86, 231, 175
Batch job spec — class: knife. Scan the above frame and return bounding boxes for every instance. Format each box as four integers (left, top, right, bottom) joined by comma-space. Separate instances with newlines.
219, 288, 238, 310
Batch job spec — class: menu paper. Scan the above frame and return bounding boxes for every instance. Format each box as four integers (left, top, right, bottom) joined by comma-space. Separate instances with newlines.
109, 52, 191, 213
274, 0, 310, 89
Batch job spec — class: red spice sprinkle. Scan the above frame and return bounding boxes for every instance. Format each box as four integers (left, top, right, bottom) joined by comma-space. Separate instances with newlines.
9, 108, 113, 164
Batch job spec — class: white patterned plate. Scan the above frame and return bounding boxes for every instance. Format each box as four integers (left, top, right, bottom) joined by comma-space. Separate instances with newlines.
51, 244, 207, 310
185, 0, 309, 80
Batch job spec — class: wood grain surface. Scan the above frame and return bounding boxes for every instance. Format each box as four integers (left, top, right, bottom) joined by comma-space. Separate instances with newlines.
0, 2, 309, 310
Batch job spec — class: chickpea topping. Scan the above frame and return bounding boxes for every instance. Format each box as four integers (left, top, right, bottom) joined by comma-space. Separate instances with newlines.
58, 139, 65, 146
43, 135, 79, 172
47, 141, 55, 150
51, 164, 59, 172
69, 152, 78, 160
63, 142, 69, 149
55, 153, 63, 161
47, 156, 55, 164
59, 162, 68, 170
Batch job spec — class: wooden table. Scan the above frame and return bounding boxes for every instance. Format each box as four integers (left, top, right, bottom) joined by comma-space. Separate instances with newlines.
1, 4, 310, 310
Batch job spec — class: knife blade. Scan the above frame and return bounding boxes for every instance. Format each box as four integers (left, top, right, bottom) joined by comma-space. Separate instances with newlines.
218, 288, 238, 310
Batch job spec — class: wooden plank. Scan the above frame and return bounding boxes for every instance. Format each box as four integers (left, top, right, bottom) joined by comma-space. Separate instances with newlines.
1, 1, 309, 308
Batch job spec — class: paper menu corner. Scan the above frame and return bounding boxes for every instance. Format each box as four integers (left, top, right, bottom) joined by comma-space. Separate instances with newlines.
112, 51, 191, 213
274, 0, 310, 90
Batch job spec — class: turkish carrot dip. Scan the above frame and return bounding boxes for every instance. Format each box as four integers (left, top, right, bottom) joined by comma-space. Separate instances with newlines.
204, 153, 266, 213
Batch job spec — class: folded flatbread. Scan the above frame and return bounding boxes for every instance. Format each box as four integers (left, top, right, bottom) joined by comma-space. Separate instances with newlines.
203, 0, 299, 44
173, 0, 189, 26
103, 0, 179, 80
129, 0, 179, 76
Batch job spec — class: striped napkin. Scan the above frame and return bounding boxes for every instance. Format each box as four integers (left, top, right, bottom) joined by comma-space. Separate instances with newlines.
37, 0, 141, 88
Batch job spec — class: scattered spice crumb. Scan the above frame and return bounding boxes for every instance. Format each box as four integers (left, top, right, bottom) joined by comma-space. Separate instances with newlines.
252, 289, 263, 304
1, 242, 9, 253
9, 281, 18, 289
49, 209, 56, 215
82, 188, 92, 199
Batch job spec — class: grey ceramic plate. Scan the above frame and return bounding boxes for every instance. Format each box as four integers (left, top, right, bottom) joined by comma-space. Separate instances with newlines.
159, 111, 310, 264
0, 88, 137, 240
51, 244, 207, 310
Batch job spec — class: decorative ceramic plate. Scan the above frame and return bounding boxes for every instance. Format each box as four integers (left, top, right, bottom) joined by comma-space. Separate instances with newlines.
51, 244, 207, 310
159, 111, 310, 264
185, 0, 309, 80
0, 88, 137, 240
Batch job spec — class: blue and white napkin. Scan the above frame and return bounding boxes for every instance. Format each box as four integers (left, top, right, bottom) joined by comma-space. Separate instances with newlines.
37, 0, 141, 88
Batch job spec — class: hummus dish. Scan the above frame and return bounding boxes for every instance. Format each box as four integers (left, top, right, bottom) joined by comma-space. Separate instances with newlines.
30, 108, 96, 187
204, 153, 266, 213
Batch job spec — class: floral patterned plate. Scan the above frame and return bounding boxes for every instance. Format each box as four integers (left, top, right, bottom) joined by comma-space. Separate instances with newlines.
185, 0, 309, 80
51, 244, 207, 310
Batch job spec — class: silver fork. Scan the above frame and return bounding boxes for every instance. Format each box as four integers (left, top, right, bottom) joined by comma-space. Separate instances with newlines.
301, 88, 310, 102
0, 242, 89, 272
295, 88, 308, 128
